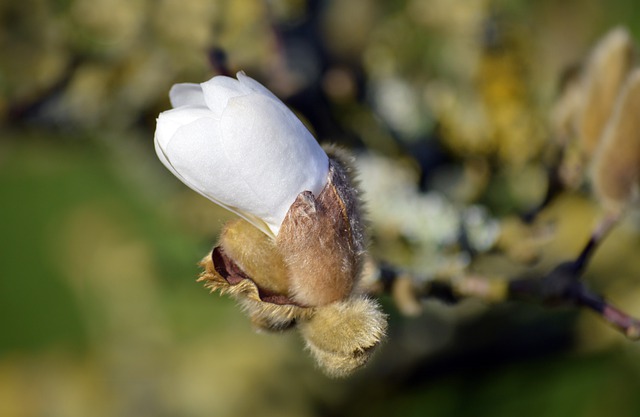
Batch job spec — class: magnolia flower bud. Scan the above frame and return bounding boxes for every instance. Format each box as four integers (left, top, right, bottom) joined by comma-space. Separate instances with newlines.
155, 71, 368, 307
154, 71, 329, 237
156, 72, 387, 375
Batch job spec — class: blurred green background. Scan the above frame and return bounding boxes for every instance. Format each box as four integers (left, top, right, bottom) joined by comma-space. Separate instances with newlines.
2, 0, 640, 416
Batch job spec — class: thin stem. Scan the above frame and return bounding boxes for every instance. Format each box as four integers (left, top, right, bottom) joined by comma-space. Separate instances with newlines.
522, 162, 564, 224
366, 260, 640, 341
575, 288, 640, 340
574, 211, 620, 274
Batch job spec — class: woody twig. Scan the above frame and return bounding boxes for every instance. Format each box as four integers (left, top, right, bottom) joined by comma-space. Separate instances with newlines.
366, 259, 640, 341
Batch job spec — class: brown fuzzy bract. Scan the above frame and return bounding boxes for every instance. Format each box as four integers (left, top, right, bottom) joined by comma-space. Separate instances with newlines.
277, 149, 366, 307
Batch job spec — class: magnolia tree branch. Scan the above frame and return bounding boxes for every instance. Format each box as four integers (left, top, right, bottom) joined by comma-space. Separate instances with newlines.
508, 261, 640, 339
365, 259, 640, 341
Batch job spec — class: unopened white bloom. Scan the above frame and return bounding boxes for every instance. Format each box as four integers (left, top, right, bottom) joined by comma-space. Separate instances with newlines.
154, 71, 329, 237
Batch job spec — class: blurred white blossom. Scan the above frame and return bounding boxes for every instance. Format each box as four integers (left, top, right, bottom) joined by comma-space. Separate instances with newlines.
355, 152, 500, 263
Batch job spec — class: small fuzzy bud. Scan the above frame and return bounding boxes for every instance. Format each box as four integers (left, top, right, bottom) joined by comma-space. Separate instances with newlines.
576, 26, 635, 157
298, 297, 387, 378
198, 222, 388, 375
591, 68, 640, 216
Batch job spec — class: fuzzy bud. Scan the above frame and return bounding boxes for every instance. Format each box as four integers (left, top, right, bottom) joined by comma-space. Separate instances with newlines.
591, 68, 640, 216
197, 217, 387, 376
297, 297, 387, 378
575, 26, 635, 157
551, 26, 636, 191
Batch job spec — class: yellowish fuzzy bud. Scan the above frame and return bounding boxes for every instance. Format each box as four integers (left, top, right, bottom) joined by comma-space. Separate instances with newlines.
197, 232, 387, 376
576, 26, 635, 157
298, 297, 387, 378
591, 68, 640, 216
550, 27, 637, 196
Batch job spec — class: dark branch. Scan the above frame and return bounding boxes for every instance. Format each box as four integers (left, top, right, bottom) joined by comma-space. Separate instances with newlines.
508, 262, 640, 340
366, 259, 640, 341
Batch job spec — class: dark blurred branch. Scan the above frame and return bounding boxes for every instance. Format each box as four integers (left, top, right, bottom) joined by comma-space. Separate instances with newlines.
521, 157, 564, 224
7, 56, 81, 123
509, 261, 640, 339
366, 259, 640, 341
208, 47, 231, 77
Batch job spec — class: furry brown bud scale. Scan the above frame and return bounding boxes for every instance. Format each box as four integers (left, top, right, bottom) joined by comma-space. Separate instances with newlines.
277, 149, 366, 306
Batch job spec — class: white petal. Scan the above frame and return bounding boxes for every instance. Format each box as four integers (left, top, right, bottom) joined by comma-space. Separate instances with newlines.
236, 71, 280, 102
169, 83, 206, 108
164, 116, 275, 236
154, 105, 213, 195
219, 93, 329, 234
155, 105, 212, 151
200, 75, 252, 118
155, 136, 182, 181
